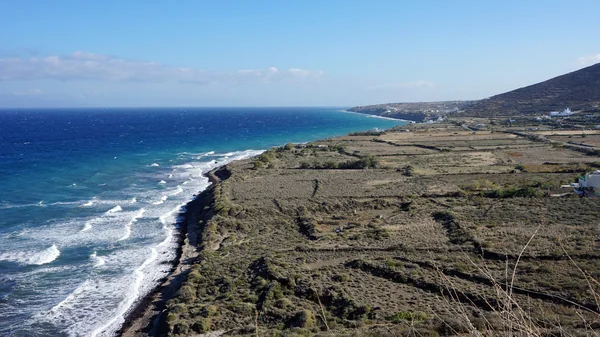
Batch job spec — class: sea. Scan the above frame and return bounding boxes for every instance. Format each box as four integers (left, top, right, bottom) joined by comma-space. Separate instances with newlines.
0, 107, 405, 337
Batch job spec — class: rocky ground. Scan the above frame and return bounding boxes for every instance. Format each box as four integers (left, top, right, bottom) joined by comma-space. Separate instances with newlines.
123, 121, 600, 336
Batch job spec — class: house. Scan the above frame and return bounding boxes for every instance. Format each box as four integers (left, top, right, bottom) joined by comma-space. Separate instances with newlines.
579, 171, 600, 189
549, 107, 574, 117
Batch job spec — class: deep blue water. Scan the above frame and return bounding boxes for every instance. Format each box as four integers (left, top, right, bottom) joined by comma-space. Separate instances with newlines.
0, 107, 404, 336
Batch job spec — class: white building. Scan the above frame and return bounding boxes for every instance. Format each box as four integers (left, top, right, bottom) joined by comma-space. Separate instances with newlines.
579, 170, 600, 189
549, 107, 574, 117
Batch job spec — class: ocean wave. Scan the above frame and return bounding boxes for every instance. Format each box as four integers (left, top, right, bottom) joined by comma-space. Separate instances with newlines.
90, 252, 106, 267
152, 195, 168, 205
150, 163, 159, 167
81, 222, 93, 232
0, 244, 60, 266
118, 209, 145, 241
0, 200, 81, 210
90, 248, 159, 337
49, 280, 95, 314
158, 180, 166, 184
167, 186, 183, 197
106, 205, 122, 214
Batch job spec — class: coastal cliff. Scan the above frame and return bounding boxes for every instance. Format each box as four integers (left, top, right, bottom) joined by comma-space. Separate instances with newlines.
123, 123, 600, 336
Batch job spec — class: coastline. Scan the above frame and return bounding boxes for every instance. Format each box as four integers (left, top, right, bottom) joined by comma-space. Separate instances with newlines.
119, 176, 217, 337
339, 109, 412, 122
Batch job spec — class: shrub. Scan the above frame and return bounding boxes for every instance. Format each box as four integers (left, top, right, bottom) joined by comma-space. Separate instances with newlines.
387, 311, 429, 323
339, 155, 378, 169
178, 284, 197, 303
299, 161, 311, 169
191, 318, 211, 333
349, 130, 385, 136
332, 273, 350, 282
323, 160, 338, 169
286, 309, 317, 328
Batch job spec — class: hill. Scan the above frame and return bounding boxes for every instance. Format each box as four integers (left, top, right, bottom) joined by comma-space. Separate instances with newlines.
349, 63, 600, 120
462, 62, 600, 117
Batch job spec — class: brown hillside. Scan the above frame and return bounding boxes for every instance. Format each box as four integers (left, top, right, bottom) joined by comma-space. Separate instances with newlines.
463, 62, 600, 117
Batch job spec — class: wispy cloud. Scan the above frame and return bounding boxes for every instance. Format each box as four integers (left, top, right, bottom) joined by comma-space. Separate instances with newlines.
368, 80, 434, 91
577, 54, 600, 66
0, 52, 323, 84
10, 88, 44, 96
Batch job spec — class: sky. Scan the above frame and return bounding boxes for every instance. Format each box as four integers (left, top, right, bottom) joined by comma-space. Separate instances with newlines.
0, 0, 599, 107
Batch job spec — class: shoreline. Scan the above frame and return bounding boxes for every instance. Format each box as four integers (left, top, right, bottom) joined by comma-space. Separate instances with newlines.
339, 109, 413, 122
118, 176, 217, 337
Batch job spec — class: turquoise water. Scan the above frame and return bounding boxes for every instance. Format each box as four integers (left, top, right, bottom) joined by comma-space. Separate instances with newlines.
0, 107, 404, 336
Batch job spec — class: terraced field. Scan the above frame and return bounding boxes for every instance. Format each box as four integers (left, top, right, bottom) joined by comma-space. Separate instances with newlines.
124, 123, 600, 336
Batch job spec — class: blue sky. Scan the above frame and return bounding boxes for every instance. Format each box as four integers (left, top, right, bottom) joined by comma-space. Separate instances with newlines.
0, 0, 599, 107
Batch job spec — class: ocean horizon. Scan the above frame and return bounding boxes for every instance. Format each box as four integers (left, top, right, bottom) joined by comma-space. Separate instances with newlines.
0, 107, 405, 336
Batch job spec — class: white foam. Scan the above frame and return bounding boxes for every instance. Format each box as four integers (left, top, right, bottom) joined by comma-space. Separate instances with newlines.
0, 244, 60, 266
11, 148, 272, 336
90, 248, 158, 337
150, 163, 159, 167
167, 186, 183, 197
90, 252, 106, 267
152, 195, 168, 205
175, 164, 194, 169
0, 200, 84, 209
106, 205, 122, 214
118, 209, 145, 241
81, 200, 94, 207
158, 180, 166, 184
81, 222, 93, 232
130, 197, 136, 204
50, 280, 94, 313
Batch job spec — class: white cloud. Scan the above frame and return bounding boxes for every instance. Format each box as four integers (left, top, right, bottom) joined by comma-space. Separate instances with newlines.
11, 88, 44, 96
0, 52, 323, 84
577, 54, 600, 66
368, 80, 434, 91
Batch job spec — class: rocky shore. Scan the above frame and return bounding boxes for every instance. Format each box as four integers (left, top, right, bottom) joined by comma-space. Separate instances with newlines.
121, 122, 600, 336
120, 184, 216, 337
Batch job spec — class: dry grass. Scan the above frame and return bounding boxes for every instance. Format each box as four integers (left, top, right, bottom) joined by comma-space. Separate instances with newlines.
159, 124, 600, 336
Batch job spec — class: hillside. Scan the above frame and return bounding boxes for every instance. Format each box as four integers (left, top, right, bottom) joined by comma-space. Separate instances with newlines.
349, 63, 600, 120
462, 62, 600, 117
